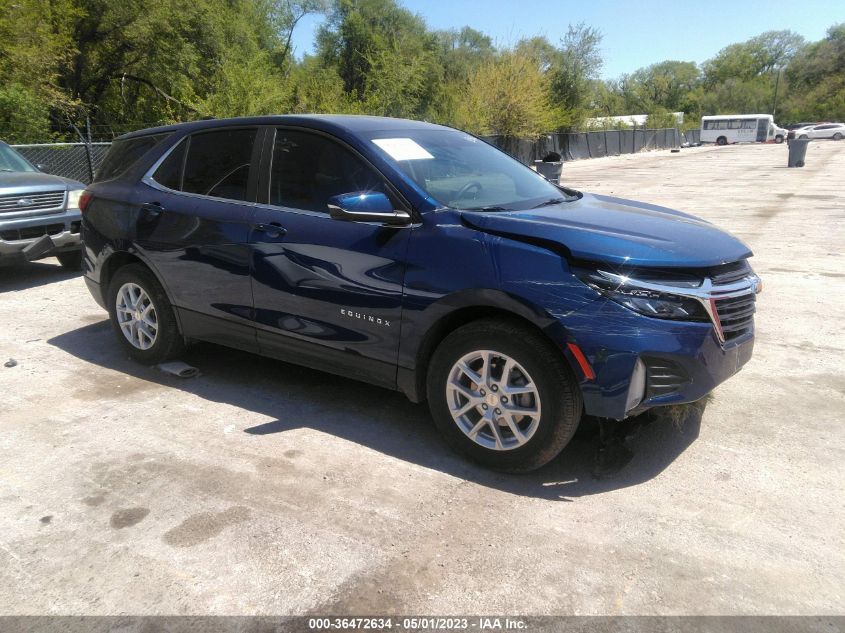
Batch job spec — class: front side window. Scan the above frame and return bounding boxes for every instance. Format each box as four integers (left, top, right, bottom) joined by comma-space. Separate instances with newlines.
180, 128, 257, 201
269, 129, 385, 213
369, 129, 576, 211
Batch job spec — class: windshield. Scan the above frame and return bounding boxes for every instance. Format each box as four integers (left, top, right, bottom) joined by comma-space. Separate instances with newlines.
0, 143, 36, 173
368, 129, 578, 211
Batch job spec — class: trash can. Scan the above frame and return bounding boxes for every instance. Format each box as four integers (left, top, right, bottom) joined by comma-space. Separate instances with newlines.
534, 153, 563, 184
787, 138, 810, 168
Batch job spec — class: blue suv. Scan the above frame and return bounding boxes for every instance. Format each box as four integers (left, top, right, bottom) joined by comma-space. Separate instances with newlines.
81, 116, 760, 472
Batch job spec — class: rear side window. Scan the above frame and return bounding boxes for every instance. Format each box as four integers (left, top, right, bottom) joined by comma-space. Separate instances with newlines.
181, 128, 257, 201
96, 134, 168, 182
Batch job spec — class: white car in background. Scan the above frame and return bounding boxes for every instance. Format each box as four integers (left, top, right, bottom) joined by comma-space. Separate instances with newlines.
795, 123, 845, 140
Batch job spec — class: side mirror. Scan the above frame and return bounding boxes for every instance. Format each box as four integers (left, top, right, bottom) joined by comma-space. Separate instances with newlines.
327, 192, 411, 226
36, 163, 50, 173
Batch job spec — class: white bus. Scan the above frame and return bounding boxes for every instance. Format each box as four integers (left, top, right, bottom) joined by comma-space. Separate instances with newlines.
701, 114, 786, 145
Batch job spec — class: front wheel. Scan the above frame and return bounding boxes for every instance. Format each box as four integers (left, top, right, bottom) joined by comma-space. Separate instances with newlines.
799, 134, 809, 139
833, 133, 843, 141
107, 263, 185, 364
427, 319, 583, 473
774, 135, 784, 144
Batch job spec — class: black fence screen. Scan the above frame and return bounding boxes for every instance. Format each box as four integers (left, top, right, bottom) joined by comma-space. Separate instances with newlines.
482, 127, 691, 164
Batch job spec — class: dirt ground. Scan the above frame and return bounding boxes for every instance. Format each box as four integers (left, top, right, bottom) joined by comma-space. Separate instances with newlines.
1, 141, 843, 616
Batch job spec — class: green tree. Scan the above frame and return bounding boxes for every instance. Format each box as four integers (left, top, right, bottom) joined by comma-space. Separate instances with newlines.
0, 83, 53, 142
782, 23, 845, 122
626, 61, 700, 113
0, 0, 79, 139
548, 23, 603, 127
455, 51, 554, 139
317, 0, 440, 113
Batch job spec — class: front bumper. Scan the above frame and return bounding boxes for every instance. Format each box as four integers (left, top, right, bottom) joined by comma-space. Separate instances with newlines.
564, 297, 755, 420
0, 209, 82, 261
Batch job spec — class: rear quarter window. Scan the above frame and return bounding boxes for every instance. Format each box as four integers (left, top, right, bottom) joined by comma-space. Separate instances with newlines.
151, 140, 186, 191
96, 133, 169, 182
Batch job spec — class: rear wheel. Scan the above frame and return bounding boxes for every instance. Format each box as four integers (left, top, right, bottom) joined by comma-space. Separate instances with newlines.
774, 135, 784, 144
56, 250, 83, 269
107, 264, 184, 364
799, 134, 809, 139
427, 319, 582, 473
716, 136, 728, 146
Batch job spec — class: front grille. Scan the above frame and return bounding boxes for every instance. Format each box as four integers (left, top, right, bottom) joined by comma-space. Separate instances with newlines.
709, 260, 752, 285
0, 191, 65, 215
0, 224, 64, 241
645, 358, 691, 398
715, 293, 756, 340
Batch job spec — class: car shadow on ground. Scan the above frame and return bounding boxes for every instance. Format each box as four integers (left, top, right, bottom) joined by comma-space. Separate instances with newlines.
0, 260, 81, 292
48, 320, 705, 501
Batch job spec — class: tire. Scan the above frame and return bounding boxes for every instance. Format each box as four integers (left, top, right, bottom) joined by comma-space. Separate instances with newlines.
799, 134, 809, 139
426, 318, 583, 473
834, 133, 843, 141
56, 250, 83, 269
716, 136, 728, 146
775, 135, 784, 144
107, 263, 184, 364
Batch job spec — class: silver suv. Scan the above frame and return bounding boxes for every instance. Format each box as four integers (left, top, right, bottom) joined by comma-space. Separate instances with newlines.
0, 141, 86, 268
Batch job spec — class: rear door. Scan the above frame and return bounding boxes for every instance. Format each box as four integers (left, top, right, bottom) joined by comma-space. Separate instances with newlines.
135, 126, 265, 351
249, 128, 412, 388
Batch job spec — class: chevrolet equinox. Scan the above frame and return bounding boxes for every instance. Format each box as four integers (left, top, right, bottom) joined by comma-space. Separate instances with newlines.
81, 116, 760, 472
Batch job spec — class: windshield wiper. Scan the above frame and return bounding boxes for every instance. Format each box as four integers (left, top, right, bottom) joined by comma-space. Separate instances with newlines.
462, 205, 512, 211
532, 197, 567, 208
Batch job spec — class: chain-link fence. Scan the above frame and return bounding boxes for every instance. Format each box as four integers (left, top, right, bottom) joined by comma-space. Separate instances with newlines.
12, 143, 111, 184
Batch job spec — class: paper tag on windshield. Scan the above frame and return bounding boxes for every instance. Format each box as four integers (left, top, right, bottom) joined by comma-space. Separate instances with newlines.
372, 138, 434, 161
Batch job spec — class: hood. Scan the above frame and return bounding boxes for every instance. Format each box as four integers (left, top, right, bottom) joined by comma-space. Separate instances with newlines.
460, 193, 752, 268
0, 171, 83, 194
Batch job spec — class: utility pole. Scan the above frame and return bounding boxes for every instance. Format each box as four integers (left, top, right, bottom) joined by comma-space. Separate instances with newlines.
772, 69, 781, 119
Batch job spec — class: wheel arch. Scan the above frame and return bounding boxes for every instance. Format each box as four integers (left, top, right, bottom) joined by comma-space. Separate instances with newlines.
100, 250, 184, 333
399, 291, 576, 403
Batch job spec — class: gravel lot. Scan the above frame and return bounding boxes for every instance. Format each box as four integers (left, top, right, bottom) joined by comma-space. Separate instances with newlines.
1, 141, 843, 616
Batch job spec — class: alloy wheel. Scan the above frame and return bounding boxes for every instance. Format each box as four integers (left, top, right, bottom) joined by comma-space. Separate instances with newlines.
445, 350, 541, 451
115, 282, 158, 350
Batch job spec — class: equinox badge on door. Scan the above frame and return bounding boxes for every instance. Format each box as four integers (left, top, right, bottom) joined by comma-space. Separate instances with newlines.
340, 308, 391, 327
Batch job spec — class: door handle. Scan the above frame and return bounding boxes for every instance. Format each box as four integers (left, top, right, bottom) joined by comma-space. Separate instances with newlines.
254, 222, 286, 239
140, 202, 165, 218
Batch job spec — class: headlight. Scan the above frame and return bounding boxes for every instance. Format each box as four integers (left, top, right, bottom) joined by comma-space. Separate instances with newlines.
574, 267, 709, 321
67, 189, 83, 210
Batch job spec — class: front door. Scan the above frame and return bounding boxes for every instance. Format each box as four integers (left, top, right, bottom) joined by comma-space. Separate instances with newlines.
134, 127, 263, 351
756, 118, 768, 142
249, 128, 411, 388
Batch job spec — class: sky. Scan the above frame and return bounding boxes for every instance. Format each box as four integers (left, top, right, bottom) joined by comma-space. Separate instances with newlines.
290, 0, 842, 78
